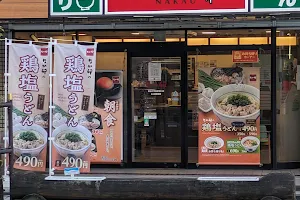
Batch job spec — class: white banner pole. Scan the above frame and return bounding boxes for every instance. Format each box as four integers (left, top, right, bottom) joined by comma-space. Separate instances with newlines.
48, 38, 54, 177
4, 38, 9, 176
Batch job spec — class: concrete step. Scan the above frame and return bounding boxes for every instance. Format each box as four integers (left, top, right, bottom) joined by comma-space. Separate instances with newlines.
295, 177, 300, 198
295, 177, 300, 188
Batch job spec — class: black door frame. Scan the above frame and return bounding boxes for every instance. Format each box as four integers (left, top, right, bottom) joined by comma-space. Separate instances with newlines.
128, 42, 188, 168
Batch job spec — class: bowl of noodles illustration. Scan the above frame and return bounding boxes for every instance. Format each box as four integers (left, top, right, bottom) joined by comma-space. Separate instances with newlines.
211, 84, 260, 127
13, 124, 47, 157
52, 124, 92, 158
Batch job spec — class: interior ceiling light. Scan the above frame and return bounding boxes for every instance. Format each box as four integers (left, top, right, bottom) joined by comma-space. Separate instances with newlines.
71, 33, 87, 36
265, 30, 280, 33
202, 31, 216, 35
131, 32, 140, 35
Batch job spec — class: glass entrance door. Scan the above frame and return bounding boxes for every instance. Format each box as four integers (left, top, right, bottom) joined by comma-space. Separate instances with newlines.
131, 57, 182, 163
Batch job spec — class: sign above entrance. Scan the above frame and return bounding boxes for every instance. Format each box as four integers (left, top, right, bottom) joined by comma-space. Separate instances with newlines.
50, 0, 103, 16
105, 0, 248, 15
251, 0, 300, 12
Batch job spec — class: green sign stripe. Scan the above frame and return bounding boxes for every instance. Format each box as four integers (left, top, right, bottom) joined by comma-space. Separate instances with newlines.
52, 0, 101, 14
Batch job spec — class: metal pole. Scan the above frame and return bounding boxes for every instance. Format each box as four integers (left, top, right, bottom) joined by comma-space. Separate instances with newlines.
7, 100, 13, 200
4, 38, 8, 176
126, 50, 132, 167
271, 27, 277, 169
48, 38, 53, 176
181, 30, 188, 168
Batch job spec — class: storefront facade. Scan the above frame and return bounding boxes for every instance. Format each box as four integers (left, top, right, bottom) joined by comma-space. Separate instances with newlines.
2, 0, 300, 172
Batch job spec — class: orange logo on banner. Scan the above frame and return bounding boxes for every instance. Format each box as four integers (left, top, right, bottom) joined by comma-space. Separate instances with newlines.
232, 50, 259, 63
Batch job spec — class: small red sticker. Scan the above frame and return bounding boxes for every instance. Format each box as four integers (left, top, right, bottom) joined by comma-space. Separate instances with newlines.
41, 48, 48, 56
86, 48, 94, 56
250, 74, 257, 81
112, 76, 120, 84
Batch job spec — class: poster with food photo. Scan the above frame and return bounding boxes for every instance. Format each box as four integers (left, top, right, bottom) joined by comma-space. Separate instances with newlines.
52, 43, 97, 173
91, 71, 123, 164
8, 42, 50, 171
198, 67, 261, 165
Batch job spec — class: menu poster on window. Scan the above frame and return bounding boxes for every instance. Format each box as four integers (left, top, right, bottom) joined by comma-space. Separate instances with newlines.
8, 42, 50, 171
148, 62, 162, 82
198, 67, 260, 165
92, 71, 123, 164
52, 43, 97, 173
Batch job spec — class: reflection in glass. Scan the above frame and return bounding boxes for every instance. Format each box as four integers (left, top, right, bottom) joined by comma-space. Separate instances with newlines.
276, 30, 300, 162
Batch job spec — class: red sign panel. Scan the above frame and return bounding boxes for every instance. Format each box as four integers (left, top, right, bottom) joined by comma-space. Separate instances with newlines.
232, 50, 259, 63
105, 0, 248, 15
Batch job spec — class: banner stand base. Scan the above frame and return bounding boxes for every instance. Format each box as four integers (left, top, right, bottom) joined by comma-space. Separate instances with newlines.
197, 176, 260, 182
45, 176, 106, 181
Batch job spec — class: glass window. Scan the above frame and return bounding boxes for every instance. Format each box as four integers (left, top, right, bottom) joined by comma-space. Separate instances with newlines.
187, 29, 272, 165
276, 29, 300, 163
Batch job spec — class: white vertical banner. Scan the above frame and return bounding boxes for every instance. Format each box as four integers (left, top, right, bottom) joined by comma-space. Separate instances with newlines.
52, 42, 97, 173
8, 42, 50, 171
92, 70, 123, 164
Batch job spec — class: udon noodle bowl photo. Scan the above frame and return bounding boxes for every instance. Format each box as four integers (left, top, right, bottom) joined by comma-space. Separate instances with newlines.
215, 92, 259, 117
207, 140, 221, 149
241, 136, 260, 152
55, 131, 89, 151
14, 130, 44, 149
211, 84, 260, 127
52, 124, 92, 158
204, 136, 224, 150
243, 138, 258, 147
13, 124, 48, 157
